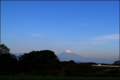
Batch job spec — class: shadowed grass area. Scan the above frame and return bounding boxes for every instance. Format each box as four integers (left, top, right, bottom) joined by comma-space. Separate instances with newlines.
0, 75, 120, 80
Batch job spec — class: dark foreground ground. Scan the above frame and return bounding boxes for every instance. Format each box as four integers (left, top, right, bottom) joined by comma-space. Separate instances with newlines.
0, 75, 120, 80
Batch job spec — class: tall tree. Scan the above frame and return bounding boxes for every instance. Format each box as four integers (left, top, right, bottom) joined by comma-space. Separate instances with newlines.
0, 44, 10, 55
18, 50, 60, 75
113, 60, 120, 65
0, 44, 18, 75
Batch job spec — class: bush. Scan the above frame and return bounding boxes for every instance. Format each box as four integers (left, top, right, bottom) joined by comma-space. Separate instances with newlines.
18, 72, 25, 75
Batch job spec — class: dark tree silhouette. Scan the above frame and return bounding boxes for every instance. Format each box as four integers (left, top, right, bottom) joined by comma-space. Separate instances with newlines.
113, 60, 120, 65
0, 44, 10, 55
69, 60, 75, 64
0, 44, 18, 75
0, 54, 17, 73
18, 50, 60, 75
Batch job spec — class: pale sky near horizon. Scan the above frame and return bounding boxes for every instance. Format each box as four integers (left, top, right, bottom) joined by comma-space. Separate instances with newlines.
1, 1, 119, 59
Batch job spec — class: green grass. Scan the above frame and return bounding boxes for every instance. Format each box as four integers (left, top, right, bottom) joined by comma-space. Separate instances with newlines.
0, 75, 120, 80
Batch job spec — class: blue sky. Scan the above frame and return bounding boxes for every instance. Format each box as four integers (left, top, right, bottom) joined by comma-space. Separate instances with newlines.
1, 1, 119, 59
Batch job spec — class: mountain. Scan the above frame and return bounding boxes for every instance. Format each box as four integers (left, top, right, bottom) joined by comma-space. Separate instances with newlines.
13, 53, 25, 57
56, 52, 85, 61
56, 52, 117, 64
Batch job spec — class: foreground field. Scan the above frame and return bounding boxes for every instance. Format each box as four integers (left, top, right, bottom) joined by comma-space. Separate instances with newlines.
0, 75, 120, 80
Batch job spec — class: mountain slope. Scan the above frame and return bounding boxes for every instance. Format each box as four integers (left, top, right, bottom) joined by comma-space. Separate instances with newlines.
56, 52, 117, 64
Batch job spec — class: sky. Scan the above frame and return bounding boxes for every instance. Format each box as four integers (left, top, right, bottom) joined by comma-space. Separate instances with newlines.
1, 1, 119, 60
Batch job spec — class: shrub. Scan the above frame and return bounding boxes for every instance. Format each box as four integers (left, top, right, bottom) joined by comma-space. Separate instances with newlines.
18, 72, 25, 75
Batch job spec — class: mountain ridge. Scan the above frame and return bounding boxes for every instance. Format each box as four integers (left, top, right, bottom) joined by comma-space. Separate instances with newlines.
56, 52, 117, 64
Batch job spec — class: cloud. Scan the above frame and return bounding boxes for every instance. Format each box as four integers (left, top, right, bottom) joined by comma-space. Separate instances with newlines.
29, 33, 42, 36
91, 42, 109, 44
67, 42, 89, 44
67, 42, 109, 45
93, 34, 119, 40
65, 50, 72, 53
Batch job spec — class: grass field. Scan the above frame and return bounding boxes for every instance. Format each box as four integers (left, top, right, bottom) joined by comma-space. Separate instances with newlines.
0, 75, 120, 80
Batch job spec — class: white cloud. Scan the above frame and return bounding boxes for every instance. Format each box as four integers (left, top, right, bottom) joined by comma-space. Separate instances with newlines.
65, 50, 72, 53
91, 42, 109, 44
67, 42, 109, 45
67, 42, 89, 44
93, 34, 119, 40
29, 33, 42, 36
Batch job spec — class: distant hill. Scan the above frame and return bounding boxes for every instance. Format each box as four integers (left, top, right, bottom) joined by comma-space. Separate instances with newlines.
56, 52, 117, 64
13, 53, 25, 56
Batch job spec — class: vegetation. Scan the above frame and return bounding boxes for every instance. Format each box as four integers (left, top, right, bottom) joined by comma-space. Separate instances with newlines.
113, 60, 120, 65
0, 44, 120, 79
0, 75, 120, 80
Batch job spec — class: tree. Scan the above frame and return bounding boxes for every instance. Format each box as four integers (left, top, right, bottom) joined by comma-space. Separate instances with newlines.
113, 60, 120, 65
18, 50, 60, 75
69, 60, 75, 64
0, 44, 16, 59
0, 44, 10, 55
0, 54, 18, 73
0, 44, 18, 74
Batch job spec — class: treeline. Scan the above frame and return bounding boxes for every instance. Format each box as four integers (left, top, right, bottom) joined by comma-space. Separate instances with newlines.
0, 44, 120, 77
